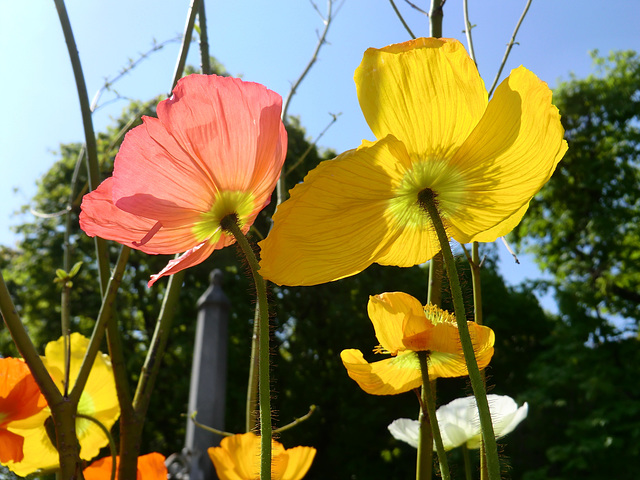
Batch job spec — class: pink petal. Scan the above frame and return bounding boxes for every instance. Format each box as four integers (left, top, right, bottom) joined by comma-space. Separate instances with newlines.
80, 178, 200, 254
148, 240, 218, 287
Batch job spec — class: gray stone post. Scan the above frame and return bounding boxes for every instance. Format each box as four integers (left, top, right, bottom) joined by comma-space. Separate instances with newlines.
185, 269, 230, 480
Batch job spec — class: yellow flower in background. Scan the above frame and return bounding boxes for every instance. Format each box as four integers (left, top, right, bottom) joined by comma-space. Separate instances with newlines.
208, 432, 316, 480
4, 333, 120, 476
341, 292, 494, 395
259, 37, 567, 286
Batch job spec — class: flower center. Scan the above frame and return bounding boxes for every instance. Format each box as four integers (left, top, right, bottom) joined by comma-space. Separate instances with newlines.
193, 190, 255, 243
388, 158, 469, 228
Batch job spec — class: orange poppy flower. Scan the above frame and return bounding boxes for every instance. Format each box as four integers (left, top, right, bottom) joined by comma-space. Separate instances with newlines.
80, 74, 287, 286
0, 357, 47, 463
208, 432, 316, 480
83, 452, 168, 480
341, 292, 495, 395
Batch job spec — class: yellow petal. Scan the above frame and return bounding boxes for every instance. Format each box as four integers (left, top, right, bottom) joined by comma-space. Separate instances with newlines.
446, 66, 568, 242
355, 37, 487, 159
281, 446, 316, 480
340, 349, 422, 395
368, 292, 425, 355
259, 136, 409, 286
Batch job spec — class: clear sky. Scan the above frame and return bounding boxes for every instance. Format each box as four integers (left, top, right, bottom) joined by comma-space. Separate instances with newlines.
1, 0, 639, 302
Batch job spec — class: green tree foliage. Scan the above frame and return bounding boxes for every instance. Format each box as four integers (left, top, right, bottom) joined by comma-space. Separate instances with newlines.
514, 50, 640, 330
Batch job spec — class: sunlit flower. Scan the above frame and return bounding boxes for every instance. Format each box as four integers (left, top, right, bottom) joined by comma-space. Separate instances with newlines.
0, 357, 47, 463
340, 292, 494, 395
83, 452, 168, 480
208, 432, 316, 480
388, 395, 528, 450
80, 74, 287, 286
4, 333, 120, 476
259, 37, 567, 286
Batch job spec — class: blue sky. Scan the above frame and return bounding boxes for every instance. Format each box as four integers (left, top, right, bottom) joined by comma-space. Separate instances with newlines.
1, 0, 638, 306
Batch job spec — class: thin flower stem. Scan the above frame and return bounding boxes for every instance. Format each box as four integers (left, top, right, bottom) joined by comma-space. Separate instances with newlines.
277, 0, 335, 205
462, 0, 477, 63
429, 0, 445, 38
197, 0, 211, 75
418, 351, 450, 480
418, 190, 501, 480
0, 272, 61, 403
221, 215, 272, 480
389, 0, 417, 39
246, 307, 260, 432
487, 0, 533, 97
416, 378, 433, 480
53, 0, 110, 296
470, 242, 489, 480
274, 405, 316, 434
69, 246, 131, 405
77, 413, 118, 480
462, 444, 473, 480
170, 0, 201, 93
190, 411, 235, 437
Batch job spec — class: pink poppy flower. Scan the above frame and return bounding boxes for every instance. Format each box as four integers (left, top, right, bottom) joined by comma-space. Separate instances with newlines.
80, 74, 287, 286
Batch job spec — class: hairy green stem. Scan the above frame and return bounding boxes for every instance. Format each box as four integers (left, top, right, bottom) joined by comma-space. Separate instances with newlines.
416, 380, 433, 480
221, 215, 272, 479
462, 444, 473, 480
418, 190, 501, 480
418, 352, 450, 480
246, 307, 260, 432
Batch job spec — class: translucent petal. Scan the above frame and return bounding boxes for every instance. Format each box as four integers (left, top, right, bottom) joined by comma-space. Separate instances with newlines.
356, 38, 487, 159
368, 292, 424, 355
259, 136, 410, 286
447, 66, 568, 242
340, 349, 422, 395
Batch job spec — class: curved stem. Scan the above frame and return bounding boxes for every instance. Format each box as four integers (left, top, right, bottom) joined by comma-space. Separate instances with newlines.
418, 352, 450, 480
487, 0, 533, 97
77, 413, 118, 480
274, 405, 316, 434
418, 190, 501, 480
221, 215, 272, 479
190, 412, 235, 437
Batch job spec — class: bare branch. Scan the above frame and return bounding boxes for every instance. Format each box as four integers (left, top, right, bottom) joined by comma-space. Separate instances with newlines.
389, 0, 417, 39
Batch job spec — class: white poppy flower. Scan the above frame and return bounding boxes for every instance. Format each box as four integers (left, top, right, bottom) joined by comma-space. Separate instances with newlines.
388, 394, 528, 450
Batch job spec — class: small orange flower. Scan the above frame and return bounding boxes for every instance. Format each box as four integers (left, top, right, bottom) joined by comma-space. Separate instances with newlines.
0, 358, 47, 464
83, 452, 168, 480
208, 432, 316, 480
341, 292, 495, 395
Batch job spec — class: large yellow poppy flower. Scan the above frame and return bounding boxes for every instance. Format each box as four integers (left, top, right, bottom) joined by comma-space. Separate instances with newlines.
208, 432, 316, 480
259, 37, 567, 286
4, 333, 120, 476
341, 292, 494, 395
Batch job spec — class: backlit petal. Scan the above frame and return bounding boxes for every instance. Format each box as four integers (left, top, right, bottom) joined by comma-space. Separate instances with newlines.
80, 178, 199, 254
368, 292, 424, 355
340, 349, 422, 395
259, 136, 411, 286
388, 418, 420, 448
356, 38, 487, 158
447, 66, 568, 242
0, 429, 24, 463
281, 446, 316, 480
148, 240, 218, 287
